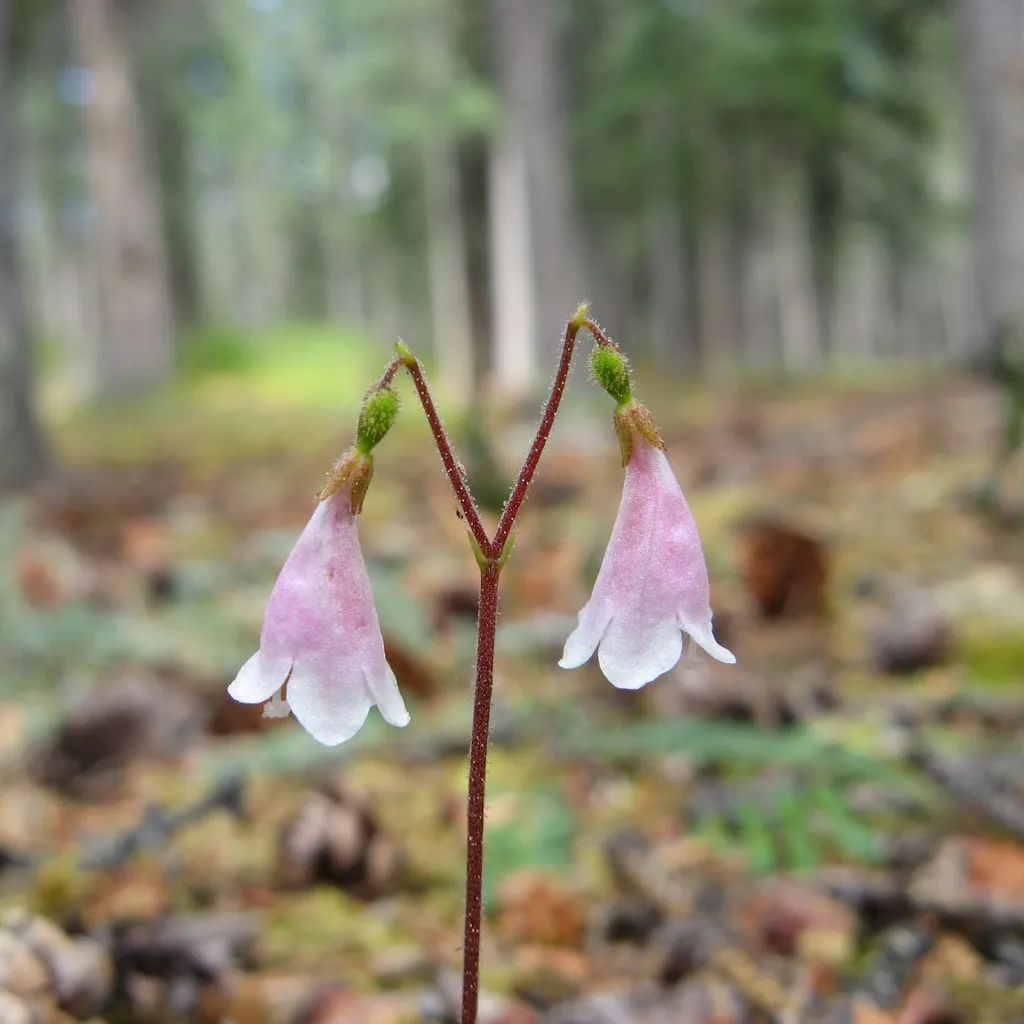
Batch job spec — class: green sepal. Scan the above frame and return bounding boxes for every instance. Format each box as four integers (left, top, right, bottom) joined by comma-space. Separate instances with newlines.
613, 399, 664, 466
613, 404, 634, 466
349, 455, 374, 514
319, 448, 374, 515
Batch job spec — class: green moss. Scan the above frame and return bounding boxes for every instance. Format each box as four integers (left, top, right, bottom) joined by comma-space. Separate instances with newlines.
51, 324, 394, 471
179, 324, 255, 376
959, 628, 1024, 686
262, 889, 408, 974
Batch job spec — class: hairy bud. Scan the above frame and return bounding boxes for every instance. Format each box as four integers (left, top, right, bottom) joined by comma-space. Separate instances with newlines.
591, 346, 632, 405
356, 387, 399, 455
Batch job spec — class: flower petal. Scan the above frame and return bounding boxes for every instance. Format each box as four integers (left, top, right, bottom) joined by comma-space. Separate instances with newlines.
681, 614, 736, 665
228, 651, 290, 705
365, 665, 410, 727
285, 663, 372, 747
597, 614, 683, 690
558, 602, 611, 670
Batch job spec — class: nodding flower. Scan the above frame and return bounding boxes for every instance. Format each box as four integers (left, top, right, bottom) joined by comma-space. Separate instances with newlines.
560, 406, 734, 689
228, 465, 408, 746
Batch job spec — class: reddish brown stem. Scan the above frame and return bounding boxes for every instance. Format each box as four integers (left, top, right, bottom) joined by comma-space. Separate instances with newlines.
582, 317, 615, 350
400, 357, 491, 556
492, 316, 582, 552
373, 358, 402, 390
460, 563, 499, 1024
398, 311, 591, 1024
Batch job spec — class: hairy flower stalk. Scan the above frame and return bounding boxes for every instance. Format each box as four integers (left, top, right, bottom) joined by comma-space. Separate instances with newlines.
227, 304, 732, 1024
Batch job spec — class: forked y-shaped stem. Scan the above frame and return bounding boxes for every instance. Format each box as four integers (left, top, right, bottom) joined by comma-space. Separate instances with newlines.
388, 308, 591, 1023
401, 355, 491, 556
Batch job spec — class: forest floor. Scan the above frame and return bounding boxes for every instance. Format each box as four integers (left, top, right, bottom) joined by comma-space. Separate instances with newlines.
1, 365, 1023, 1024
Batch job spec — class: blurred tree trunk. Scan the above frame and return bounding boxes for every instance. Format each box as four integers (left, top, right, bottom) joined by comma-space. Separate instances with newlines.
322, 212, 368, 329
770, 160, 822, 372
423, 139, 475, 394
488, 0, 585, 396
645, 112, 689, 366
696, 137, 736, 382
366, 241, 402, 345
647, 190, 689, 365
294, 18, 367, 333
70, 0, 174, 395
697, 202, 735, 382
737, 200, 779, 369
956, 0, 1024, 350
0, 0, 47, 488
735, 140, 779, 368
148, 87, 199, 329
419, 12, 474, 395
460, 140, 493, 383
488, 126, 537, 394
833, 225, 886, 364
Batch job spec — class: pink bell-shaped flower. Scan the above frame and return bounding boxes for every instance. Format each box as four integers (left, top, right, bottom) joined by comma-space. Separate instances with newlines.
229, 476, 409, 746
560, 428, 735, 689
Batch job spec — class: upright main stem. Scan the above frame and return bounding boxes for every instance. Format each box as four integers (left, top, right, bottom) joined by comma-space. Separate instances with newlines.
461, 564, 500, 1024
397, 310, 591, 1023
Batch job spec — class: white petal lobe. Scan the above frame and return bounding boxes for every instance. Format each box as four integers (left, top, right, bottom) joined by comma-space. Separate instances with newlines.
597, 615, 683, 690
366, 665, 411, 727
558, 604, 607, 670
285, 664, 373, 747
683, 617, 736, 665
228, 652, 290, 705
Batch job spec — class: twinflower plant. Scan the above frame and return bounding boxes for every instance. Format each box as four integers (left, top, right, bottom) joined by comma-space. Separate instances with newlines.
229, 306, 733, 1024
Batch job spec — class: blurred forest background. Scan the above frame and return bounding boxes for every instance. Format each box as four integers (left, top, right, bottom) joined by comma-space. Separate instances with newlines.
1, 1, 1024, 1023
1, 0, 1022, 471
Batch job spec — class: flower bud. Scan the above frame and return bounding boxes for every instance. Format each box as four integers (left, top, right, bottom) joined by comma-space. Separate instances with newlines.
356, 387, 399, 455
591, 346, 632, 405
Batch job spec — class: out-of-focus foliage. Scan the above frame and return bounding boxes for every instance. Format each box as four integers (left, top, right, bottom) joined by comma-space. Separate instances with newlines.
573, 0, 954, 270
9, 0, 966, 385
